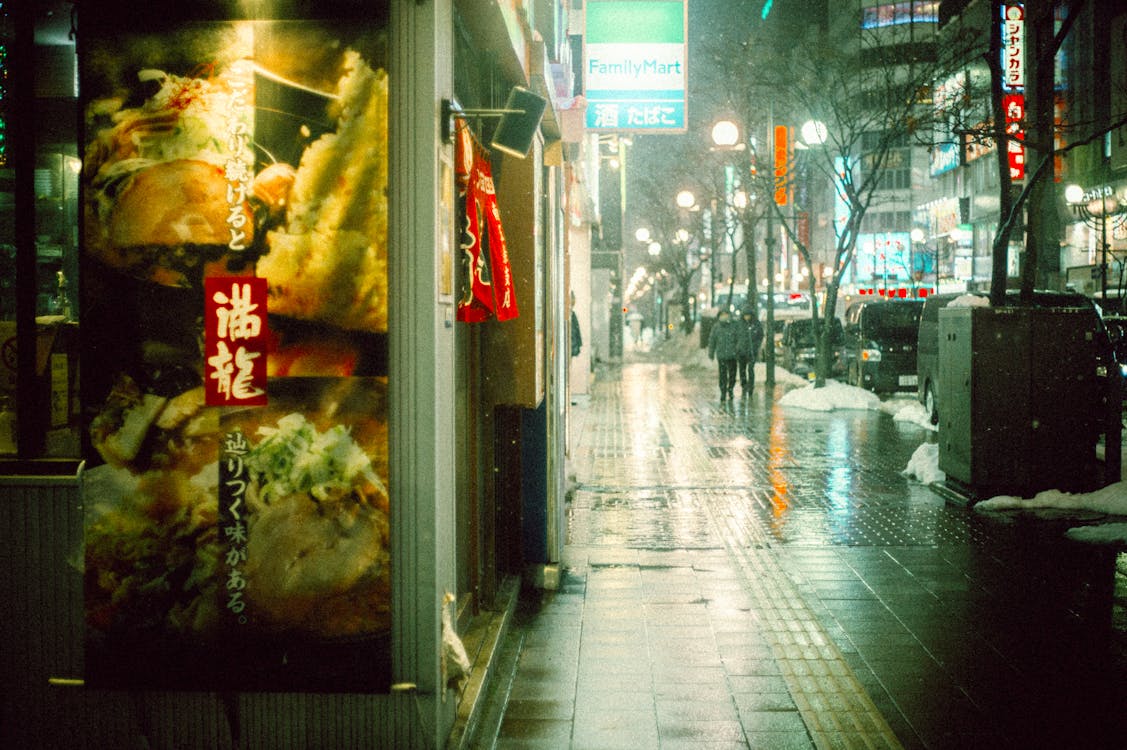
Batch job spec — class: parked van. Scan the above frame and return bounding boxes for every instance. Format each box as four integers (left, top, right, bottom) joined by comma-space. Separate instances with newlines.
780, 317, 846, 380
843, 298, 924, 393
916, 293, 965, 424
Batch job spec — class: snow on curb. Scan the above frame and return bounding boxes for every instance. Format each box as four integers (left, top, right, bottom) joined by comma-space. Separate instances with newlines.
778, 380, 881, 412
976, 481, 1127, 545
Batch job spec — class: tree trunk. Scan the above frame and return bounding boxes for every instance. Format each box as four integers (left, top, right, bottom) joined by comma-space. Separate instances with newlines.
1022, 2, 1060, 299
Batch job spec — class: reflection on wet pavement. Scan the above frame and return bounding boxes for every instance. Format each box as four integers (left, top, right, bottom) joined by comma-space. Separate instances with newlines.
473, 357, 1127, 750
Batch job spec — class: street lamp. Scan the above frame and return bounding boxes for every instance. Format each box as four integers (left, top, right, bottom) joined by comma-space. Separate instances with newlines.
710, 119, 742, 150
911, 227, 940, 295
1065, 183, 1127, 301
800, 119, 827, 147
676, 189, 697, 210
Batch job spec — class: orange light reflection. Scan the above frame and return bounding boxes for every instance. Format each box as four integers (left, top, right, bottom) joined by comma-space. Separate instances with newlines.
767, 403, 791, 519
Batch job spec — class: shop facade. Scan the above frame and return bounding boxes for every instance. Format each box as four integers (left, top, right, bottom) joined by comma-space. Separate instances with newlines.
1, 1, 581, 747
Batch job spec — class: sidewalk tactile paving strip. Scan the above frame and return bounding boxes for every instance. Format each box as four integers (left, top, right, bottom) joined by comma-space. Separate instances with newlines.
481, 358, 1127, 750
566, 372, 905, 750
711, 503, 903, 750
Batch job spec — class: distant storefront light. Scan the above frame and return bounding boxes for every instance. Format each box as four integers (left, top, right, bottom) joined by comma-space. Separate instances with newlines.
861, 1, 939, 29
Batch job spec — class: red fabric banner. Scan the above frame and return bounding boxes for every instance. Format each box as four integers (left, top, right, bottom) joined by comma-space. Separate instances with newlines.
455, 119, 519, 322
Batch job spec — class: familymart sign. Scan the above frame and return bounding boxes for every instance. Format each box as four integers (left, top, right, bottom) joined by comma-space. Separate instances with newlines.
584, 0, 687, 132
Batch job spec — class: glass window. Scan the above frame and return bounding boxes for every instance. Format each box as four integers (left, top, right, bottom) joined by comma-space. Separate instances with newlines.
0, 3, 81, 458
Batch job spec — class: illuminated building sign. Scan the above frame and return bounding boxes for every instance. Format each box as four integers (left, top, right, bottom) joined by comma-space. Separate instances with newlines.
931, 72, 965, 177
774, 125, 789, 206
1002, 5, 1025, 90
853, 232, 912, 285
1002, 4, 1025, 179
584, 0, 687, 131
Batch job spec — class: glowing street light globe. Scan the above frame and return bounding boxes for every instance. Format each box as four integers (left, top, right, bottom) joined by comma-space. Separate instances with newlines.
648, 241, 662, 256
676, 190, 696, 209
1064, 184, 1085, 204
801, 119, 828, 146
711, 119, 740, 148
635, 227, 651, 242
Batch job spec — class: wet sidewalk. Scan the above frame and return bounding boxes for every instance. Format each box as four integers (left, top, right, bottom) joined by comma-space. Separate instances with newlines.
467, 341, 1127, 750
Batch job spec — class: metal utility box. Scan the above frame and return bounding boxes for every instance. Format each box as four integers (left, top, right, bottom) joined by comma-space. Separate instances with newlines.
938, 306, 1104, 498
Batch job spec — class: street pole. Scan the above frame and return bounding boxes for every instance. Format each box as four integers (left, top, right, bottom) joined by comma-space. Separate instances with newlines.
764, 105, 776, 388
1101, 210, 1108, 300
765, 213, 776, 387
935, 244, 940, 293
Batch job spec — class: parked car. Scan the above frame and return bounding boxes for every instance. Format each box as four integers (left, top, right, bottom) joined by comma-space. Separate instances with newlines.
917, 290, 1116, 425
842, 298, 924, 393
916, 292, 965, 424
759, 292, 812, 358
780, 317, 845, 380
1103, 315, 1127, 405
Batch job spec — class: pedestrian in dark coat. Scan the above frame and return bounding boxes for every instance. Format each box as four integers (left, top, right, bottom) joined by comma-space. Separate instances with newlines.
707, 309, 750, 401
736, 308, 765, 396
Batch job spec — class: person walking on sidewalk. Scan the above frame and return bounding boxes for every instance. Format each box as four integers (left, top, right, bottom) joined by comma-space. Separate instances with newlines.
708, 309, 749, 401
736, 307, 764, 397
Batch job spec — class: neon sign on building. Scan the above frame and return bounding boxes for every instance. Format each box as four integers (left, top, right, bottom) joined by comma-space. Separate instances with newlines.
1002, 4, 1026, 180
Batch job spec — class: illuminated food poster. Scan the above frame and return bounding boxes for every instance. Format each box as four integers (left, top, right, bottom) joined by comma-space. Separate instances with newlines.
80, 17, 391, 692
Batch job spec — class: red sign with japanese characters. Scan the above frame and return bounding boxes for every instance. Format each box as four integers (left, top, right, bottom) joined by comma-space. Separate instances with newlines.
1002, 4, 1025, 180
1003, 93, 1026, 180
205, 276, 268, 406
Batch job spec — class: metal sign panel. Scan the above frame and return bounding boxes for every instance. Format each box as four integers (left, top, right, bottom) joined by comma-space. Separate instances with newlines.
584, 0, 687, 132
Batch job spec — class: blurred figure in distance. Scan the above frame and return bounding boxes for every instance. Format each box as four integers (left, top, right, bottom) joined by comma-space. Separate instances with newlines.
736, 307, 764, 397
707, 309, 749, 402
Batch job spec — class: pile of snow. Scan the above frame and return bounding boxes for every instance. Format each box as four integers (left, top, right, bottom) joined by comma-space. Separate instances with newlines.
892, 401, 937, 431
779, 380, 881, 411
902, 442, 945, 484
976, 482, 1127, 515
767, 363, 809, 386
976, 481, 1127, 545
1068, 522, 1127, 544
949, 293, 991, 308
901, 440, 1127, 544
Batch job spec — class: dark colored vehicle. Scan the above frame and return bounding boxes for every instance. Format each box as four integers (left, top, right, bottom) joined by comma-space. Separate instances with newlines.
1104, 315, 1127, 366
780, 317, 846, 380
917, 290, 1115, 425
916, 293, 964, 424
843, 298, 924, 393
1103, 315, 1127, 405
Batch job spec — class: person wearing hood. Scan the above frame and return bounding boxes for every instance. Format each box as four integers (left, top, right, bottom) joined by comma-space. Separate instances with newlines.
737, 307, 765, 396
707, 309, 750, 401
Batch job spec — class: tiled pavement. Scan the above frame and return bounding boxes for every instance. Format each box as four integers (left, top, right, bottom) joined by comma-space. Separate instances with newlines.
468, 345, 1127, 750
